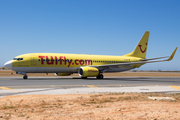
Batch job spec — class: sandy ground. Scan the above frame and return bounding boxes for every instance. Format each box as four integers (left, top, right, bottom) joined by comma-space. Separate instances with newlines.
0, 93, 180, 120
1, 70, 180, 119
0, 70, 180, 77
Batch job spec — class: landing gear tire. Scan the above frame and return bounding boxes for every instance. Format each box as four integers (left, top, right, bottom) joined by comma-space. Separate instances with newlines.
23, 75, 28, 79
96, 74, 103, 79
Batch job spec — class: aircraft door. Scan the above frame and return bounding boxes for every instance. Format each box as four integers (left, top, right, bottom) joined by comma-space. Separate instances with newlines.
31, 55, 37, 66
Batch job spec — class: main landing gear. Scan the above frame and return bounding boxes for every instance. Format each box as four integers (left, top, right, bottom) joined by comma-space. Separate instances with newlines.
96, 74, 104, 79
23, 75, 28, 79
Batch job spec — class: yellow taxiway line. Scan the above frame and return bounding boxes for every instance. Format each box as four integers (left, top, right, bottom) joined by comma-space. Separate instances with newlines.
86, 85, 99, 89
0, 87, 23, 92
87, 85, 99, 88
170, 86, 180, 90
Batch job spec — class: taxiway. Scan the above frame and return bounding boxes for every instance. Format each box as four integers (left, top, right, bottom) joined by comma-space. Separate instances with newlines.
0, 77, 180, 97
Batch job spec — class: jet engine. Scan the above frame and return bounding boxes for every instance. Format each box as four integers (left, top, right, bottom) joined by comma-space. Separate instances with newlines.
54, 73, 72, 76
78, 67, 99, 77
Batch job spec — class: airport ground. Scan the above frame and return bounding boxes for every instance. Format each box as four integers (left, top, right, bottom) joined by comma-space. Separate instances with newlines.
0, 70, 180, 77
0, 70, 180, 119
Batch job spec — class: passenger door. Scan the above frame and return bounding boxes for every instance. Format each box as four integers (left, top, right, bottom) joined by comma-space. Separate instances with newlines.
31, 55, 37, 66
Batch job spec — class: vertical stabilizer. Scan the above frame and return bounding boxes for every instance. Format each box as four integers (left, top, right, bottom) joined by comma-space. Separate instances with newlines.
124, 31, 150, 59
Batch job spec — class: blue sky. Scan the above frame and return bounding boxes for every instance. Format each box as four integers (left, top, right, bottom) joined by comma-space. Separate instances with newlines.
0, 0, 179, 70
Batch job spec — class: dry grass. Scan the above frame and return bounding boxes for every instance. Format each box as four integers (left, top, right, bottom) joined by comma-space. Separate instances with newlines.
0, 70, 180, 119
0, 93, 180, 120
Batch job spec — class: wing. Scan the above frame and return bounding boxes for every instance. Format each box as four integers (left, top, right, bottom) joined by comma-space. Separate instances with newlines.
90, 47, 178, 70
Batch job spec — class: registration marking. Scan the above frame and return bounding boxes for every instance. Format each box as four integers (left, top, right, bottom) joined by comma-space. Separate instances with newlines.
170, 86, 180, 90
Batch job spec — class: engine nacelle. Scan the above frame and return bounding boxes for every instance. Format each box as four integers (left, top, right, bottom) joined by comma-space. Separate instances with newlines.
78, 67, 99, 77
54, 73, 72, 76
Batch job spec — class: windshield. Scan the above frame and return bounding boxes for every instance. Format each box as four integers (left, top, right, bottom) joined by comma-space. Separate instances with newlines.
13, 58, 23, 61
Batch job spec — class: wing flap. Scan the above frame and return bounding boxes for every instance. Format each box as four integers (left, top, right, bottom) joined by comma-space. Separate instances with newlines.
141, 56, 169, 61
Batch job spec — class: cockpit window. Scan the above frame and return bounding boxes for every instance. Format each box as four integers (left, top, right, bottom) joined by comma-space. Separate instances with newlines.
13, 58, 23, 61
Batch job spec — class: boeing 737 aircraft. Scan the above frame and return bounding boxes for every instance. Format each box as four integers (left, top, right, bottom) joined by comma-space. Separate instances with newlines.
4, 31, 178, 79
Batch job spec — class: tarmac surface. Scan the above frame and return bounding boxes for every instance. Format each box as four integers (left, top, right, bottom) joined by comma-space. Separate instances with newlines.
0, 77, 180, 97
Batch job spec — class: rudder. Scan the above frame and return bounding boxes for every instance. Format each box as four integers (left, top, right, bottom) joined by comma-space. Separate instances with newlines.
124, 31, 150, 59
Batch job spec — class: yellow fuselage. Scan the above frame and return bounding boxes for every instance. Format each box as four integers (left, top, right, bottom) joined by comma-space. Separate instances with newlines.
11, 53, 143, 73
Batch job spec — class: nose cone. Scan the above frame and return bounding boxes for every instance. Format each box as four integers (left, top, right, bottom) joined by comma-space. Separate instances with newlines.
4, 60, 12, 69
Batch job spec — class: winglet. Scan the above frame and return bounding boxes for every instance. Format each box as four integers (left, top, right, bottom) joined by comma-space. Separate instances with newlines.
166, 47, 178, 61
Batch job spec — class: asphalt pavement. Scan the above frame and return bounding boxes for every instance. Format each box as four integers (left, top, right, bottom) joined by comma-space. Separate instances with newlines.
0, 77, 180, 97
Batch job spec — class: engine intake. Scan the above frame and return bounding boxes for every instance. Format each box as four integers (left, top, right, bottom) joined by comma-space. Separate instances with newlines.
78, 67, 99, 77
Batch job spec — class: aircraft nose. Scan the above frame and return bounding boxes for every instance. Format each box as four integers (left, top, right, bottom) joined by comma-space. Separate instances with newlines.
4, 60, 12, 69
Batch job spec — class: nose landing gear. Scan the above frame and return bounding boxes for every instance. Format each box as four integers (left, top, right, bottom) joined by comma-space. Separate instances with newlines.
16, 72, 28, 79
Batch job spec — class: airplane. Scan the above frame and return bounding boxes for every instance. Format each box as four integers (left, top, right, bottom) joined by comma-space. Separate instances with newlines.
4, 31, 178, 79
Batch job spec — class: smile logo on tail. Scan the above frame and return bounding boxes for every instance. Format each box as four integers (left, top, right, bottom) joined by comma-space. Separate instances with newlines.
138, 43, 147, 53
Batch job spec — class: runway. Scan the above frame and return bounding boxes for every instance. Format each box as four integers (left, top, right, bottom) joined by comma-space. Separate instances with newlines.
0, 77, 180, 97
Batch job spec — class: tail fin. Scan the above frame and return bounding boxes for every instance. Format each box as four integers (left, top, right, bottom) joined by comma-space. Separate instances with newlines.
124, 31, 150, 59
